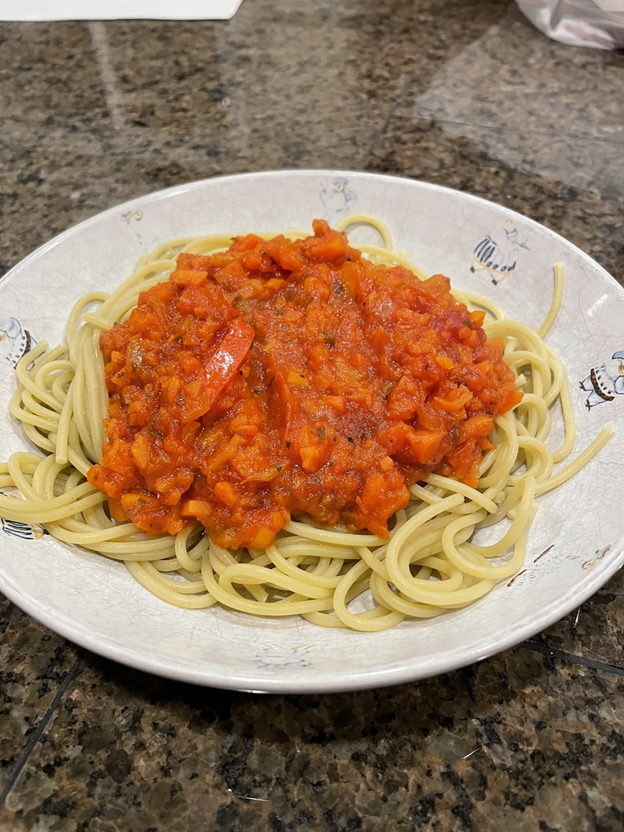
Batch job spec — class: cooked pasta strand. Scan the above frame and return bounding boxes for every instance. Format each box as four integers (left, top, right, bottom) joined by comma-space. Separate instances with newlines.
0, 220, 612, 630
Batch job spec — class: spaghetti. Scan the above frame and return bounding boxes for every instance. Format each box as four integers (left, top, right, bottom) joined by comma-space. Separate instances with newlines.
0, 217, 613, 631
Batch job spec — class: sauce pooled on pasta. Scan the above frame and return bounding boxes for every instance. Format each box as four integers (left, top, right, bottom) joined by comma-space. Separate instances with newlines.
88, 221, 522, 548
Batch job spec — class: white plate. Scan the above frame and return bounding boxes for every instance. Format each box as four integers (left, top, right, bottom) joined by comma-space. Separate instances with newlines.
1, 171, 623, 692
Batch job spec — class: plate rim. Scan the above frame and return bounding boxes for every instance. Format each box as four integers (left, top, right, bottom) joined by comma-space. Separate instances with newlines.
1, 168, 623, 693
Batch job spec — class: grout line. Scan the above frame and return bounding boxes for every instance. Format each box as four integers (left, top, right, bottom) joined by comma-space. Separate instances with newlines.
0, 658, 83, 812
360, 71, 416, 169
521, 640, 624, 678
88, 22, 126, 130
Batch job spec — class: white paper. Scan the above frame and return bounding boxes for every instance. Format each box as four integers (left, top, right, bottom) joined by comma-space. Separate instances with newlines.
516, 0, 624, 49
0, 0, 244, 20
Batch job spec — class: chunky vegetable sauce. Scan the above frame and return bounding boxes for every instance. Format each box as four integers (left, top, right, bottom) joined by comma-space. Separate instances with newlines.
89, 221, 522, 548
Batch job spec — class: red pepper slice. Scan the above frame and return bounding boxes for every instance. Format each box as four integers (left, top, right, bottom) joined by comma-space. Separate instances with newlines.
181, 317, 254, 422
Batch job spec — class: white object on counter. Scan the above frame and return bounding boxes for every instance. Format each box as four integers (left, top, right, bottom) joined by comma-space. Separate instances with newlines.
516, 0, 624, 49
0, 0, 244, 20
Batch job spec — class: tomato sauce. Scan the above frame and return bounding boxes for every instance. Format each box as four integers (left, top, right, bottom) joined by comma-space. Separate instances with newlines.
88, 221, 522, 549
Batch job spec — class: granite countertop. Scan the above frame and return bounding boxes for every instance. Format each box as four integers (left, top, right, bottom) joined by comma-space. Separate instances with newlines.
1, 1, 623, 829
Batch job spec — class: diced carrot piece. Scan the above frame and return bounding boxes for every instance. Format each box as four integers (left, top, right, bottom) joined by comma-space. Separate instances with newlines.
120, 492, 143, 510
103, 439, 136, 476
214, 259, 247, 283
131, 434, 150, 469
182, 421, 201, 445
340, 262, 359, 299
208, 435, 242, 471
387, 376, 422, 421
229, 234, 264, 252
420, 274, 451, 298
300, 446, 324, 473
249, 528, 275, 549
324, 395, 346, 413
170, 269, 208, 287
185, 379, 202, 398
182, 499, 213, 517
287, 370, 307, 386
432, 386, 473, 413
176, 253, 214, 271
213, 481, 240, 509
459, 413, 494, 443
446, 439, 477, 480
406, 429, 446, 465
459, 326, 479, 346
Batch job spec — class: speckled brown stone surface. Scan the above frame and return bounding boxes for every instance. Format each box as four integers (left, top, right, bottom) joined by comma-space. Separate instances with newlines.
0, 600, 79, 795
0, 0, 623, 828
2, 649, 624, 832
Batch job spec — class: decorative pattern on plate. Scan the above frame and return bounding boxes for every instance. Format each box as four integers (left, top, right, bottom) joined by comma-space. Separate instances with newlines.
320, 177, 357, 219
0, 316, 35, 369
580, 352, 624, 409
470, 219, 529, 284
246, 644, 314, 670
0, 494, 40, 540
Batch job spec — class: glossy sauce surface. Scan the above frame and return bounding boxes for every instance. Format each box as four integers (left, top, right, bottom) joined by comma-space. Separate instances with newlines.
89, 222, 521, 548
